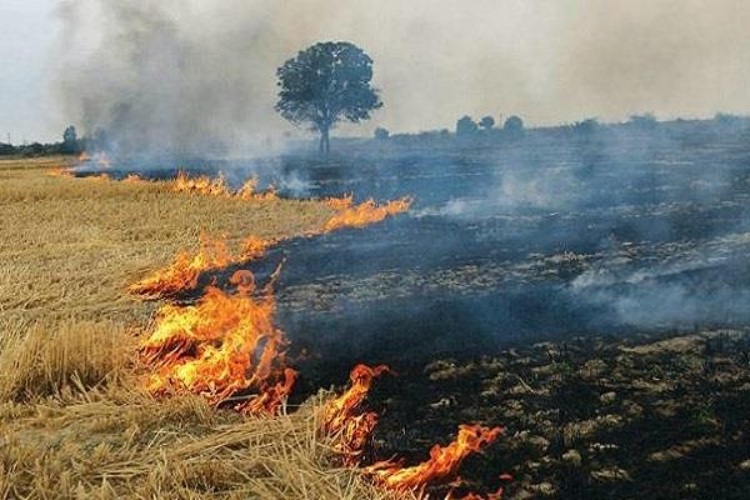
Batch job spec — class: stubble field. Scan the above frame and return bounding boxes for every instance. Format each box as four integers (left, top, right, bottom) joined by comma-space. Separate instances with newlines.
0, 157, 396, 499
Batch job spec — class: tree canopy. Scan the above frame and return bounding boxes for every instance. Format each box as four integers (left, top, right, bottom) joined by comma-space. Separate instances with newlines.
276, 41, 382, 153
456, 116, 478, 137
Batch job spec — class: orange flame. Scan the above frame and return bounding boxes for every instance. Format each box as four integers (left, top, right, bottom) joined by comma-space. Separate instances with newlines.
78, 152, 90, 162
140, 269, 295, 414
240, 235, 279, 261
172, 171, 278, 201
363, 425, 503, 493
123, 173, 148, 184
322, 364, 390, 465
96, 152, 112, 169
173, 171, 233, 197
128, 234, 233, 299
86, 173, 111, 182
323, 198, 412, 232
323, 193, 354, 211
129, 184, 411, 300
47, 167, 73, 178
238, 177, 279, 202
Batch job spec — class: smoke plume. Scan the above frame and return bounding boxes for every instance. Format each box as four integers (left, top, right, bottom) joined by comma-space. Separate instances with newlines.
56, 1, 750, 157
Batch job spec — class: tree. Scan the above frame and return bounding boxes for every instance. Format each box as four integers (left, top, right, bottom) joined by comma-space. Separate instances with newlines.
628, 113, 657, 129
479, 116, 495, 131
456, 116, 478, 137
504, 116, 524, 136
62, 125, 78, 154
571, 118, 599, 134
374, 127, 390, 140
276, 41, 383, 154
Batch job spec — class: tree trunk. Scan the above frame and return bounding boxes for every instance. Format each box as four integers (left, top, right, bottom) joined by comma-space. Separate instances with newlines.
319, 126, 331, 154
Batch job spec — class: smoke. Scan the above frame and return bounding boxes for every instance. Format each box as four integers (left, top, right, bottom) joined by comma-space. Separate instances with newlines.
55, 0, 750, 157
56, 0, 280, 157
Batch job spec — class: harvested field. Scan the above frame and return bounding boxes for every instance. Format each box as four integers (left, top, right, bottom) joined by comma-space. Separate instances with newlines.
0, 157, 395, 499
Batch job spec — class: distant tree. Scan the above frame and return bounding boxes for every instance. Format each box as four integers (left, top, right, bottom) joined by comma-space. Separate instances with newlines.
276, 41, 383, 154
572, 118, 599, 134
504, 116, 524, 136
24, 143, 44, 157
374, 127, 390, 140
479, 116, 495, 131
628, 113, 657, 129
715, 113, 742, 126
62, 125, 79, 154
0, 143, 16, 156
456, 116, 478, 137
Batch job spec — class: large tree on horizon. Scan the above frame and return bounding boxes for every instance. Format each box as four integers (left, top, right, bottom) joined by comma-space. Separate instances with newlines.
275, 41, 382, 153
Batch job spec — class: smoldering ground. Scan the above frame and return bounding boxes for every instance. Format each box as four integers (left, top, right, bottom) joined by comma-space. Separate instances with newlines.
143, 122, 750, 375
56, 0, 750, 367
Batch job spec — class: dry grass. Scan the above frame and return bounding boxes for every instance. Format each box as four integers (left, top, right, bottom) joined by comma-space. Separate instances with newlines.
0, 157, 403, 499
0, 391, 397, 499
0, 157, 332, 325
0, 319, 132, 402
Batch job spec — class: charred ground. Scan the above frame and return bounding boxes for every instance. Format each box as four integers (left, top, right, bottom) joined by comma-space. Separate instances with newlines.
141, 119, 750, 498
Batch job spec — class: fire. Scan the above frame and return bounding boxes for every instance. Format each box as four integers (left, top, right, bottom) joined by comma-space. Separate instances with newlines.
323, 197, 412, 232
123, 173, 148, 184
321, 364, 391, 465
128, 234, 233, 299
129, 192, 412, 300
240, 235, 278, 261
47, 167, 73, 178
173, 171, 278, 201
323, 193, 354, 211
238, 177, 279, 202
78, 151, 90, 162
173, 171, 233, 197
140, 269, 295, 414
95, 152, 112, 169
86, 173, 111, 182
363, 425, 503, 494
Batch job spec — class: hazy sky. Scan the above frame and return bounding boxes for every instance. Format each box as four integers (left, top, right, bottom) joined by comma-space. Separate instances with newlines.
2, 0, 750, 144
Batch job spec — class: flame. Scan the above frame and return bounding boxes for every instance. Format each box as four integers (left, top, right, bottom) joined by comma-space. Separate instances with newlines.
96, 152, 112, 169
128, 234, 233, 299
323, 193, 354, 211
323, 198, 412, 232
123, 174, 148, 184
131, 172, 411, 301
86, 173, 111, 182
78, 152, 90, 162
173, 171, 233, 197
173, 171, 277, 201
240, 235, 279, 261
47, 167, 73, 178
363, 425, 503, 493
130, 194, 411, 300
238, 177, 279, 202
321, 364, 390, 465
140, 269, 295, 414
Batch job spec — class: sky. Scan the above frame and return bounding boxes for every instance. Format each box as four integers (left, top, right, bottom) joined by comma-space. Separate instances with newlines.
2, 0, 750, 145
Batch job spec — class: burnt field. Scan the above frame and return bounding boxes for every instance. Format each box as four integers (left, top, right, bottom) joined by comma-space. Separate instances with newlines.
265, 128, 750, 498
85, 123, 750, 498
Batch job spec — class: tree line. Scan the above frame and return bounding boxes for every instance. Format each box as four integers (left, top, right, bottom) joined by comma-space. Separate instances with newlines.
0, 126, 116, 157
7, 40, 749, 157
